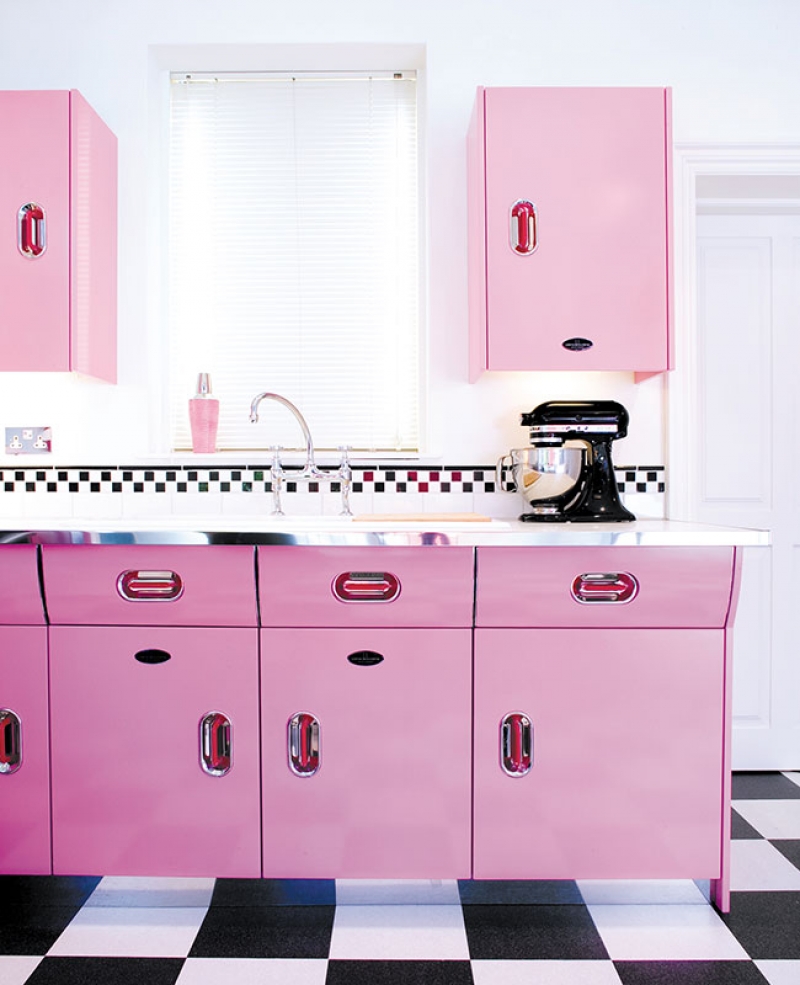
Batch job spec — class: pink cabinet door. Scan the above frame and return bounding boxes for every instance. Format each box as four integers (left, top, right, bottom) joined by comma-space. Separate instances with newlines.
50, 626, 260, 877
0, 90, 116, 380
0, 627, 51, 874
474, 628, 724, 880
261, 628, 472, 879
470, 87, 671, 377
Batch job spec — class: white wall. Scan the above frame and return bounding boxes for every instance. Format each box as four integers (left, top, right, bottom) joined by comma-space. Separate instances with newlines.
0, 0, 798, 468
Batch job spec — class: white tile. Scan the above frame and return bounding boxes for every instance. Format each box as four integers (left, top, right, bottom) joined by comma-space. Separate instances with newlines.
732, 799, 800, 839
221, 494, 274, 516
48, 906, 207, 958
755, 960, 800, 985
335, 879, 461, 906
730, 839, 800, 891
421, 492, 476, 515
328, 904, 469, 960
21, 492, 73, 517
170, 493, 223, 515
0, 492, 24, 518
275, 494, 323, 517
371, 492, 425, 515
121, 493, 171, 517
72, 493, 124, 519
782, 771, 800, 790
472, 960, 623, 985
587, 903, 749, 961
473, 491, 521, 519
323, 490, 373, 517
176, 958, 328, 985
578, 879, 708, 905
85, 876, 216, 908
0, 957, 43, 985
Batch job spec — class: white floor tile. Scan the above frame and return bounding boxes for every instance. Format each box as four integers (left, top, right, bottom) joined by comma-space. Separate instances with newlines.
335, 879, 461, 906
85, 876, 216, 908
755, 960, 800, 985
730, 839, 800, 891
733, 799, 800, 839
329, 904, 469, 960
0, 957, 43, 985
782, 771, 800, 790
471, 960, 624, 985
577, 879, 708, 905
587, 903, 750, 961
47, 906, 207, 958
176, 958, 328, 985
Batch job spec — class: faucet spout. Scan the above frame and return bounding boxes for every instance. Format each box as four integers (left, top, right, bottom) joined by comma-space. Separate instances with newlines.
249, 392, 315, 472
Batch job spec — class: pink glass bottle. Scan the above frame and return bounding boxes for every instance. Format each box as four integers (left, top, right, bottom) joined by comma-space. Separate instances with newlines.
189, 373, 219, 453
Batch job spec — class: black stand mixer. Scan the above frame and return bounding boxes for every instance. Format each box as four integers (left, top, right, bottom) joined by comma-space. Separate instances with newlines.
507, 400, 635, 522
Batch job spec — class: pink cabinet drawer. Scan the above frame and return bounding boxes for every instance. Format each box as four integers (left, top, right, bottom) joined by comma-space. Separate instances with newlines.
0, 546, 45, 625
476, 547, 736, 628
42, 545, 257, 626
259, 546, 474, 627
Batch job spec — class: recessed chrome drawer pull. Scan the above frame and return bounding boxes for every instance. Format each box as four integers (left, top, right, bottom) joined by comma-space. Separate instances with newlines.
0, 709, 22, 774
18, 203, 47, 258
332, 571, 400, 603
200, 712, 232, 776
117, 570, 184, 602
288, 712, 320, 776
570, 572, 639, 604
500, 712, 533, 777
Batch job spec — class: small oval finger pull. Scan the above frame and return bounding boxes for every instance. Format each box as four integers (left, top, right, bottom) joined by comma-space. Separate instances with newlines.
510, 199, 538, 255
571, 572, 639, 604
200, 712, 232, 776
18, 203, 47, 258
288, 712, 320, 777
134, 648, 171, 665
0, 709, 22, 775
500, 712, 533, 777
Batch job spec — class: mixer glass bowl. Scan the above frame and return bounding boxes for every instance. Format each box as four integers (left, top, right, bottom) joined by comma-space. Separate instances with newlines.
496, 446, 586, 509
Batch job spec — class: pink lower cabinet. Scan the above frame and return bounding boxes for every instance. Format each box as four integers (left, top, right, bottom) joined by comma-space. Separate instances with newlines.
0, 627, 51, 874
261, 627, 472, 879
49, 626, 261, 877
473, 627, 724, 880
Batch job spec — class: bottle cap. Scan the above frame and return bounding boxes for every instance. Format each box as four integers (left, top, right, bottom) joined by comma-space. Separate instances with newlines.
195, 373, 212, 397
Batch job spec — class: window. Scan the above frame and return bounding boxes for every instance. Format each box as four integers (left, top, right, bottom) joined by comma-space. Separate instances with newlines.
168, 70, 420, 453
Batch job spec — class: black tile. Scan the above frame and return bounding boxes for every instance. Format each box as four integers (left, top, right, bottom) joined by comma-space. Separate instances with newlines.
731, 807, 764, 840
189, 904, 335, 958
0, 875, 100, 908
210, 877, 336, 907
615, 960, 770, 985
771, 839, 800, 869
25, 957, 184, 985
720, 892, 800, 958
462, 903, 607, 960
326, 961, 474, 985
732, 772, 800, 799
0, 905, 86, 955
458, 879, 583, 905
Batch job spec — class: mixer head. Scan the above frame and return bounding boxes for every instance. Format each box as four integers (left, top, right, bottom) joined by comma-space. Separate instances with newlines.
520, 400, 630, 445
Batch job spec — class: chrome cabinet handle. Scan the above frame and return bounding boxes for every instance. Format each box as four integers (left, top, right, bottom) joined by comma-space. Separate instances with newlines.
332, 571, 400, 603
571, 572, 639, 604
288, 712, 320, 776
500, 712, 533, 777
117, 570, 184, 602
510, 199, 537, 255
0, 709, 22, 774
200, 712, 232, 776
17, 203, 47, 258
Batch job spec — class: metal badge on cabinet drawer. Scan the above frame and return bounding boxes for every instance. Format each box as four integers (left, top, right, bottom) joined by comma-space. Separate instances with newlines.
200, 712, 232, 776
570, 572, 639, 604
117, 570, 184, 602
332, 571, 400, 603
0, 709, 22, 774
500, 712, 533, 777
288, 712, 320, 777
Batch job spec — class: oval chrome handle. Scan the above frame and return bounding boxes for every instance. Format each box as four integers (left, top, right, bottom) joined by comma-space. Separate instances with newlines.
200, 712, 232, 776
332, 571, 400, 603
571, 572, 639, 604
17, 203, 47, 258
117, 570, 184, 602
0, 709, 22, 775
288, 712, 320, 777
500, 712, 533, 777
509, 199, 538, 255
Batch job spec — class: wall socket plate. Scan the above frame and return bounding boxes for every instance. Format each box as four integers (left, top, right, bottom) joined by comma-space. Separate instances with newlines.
5, 427, 53, 455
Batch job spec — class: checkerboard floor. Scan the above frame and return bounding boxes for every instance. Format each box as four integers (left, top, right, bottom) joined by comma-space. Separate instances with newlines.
2, 771, 799, 985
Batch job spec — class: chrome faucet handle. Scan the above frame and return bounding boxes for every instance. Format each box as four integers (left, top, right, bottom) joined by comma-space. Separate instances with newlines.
338, 445, 353, 516
269, 445, 285, 516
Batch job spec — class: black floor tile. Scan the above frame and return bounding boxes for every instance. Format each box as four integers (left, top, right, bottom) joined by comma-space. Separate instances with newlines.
0, 905, 85, 955
210, 877, 336, 906
25, 957, 184, 985
458, 879, 583, 905
732, 772, 800, 799
189, 904, 335, 958
731, 808, 764, 840
462, 903, 608, 960
771, 839, 800, 869
721, 892, 800, 959
615, 960, 770, 985
326, 961, 474, 985
0, 876, 101, 907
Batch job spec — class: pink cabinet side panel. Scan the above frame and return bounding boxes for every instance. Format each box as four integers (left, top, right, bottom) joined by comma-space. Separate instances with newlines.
0, 90, 70, 371
467, 87, 488, 381
0, 627, 51, 874
42, 545, 257, 627
70, 90, 117, 383
474, 628, 724, 880
261, 628, 472, 878
0, 545, 45, 624
50, 626, 261, 877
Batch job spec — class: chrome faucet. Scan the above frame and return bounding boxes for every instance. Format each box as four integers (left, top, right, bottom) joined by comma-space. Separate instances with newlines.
249, 392, 352, 517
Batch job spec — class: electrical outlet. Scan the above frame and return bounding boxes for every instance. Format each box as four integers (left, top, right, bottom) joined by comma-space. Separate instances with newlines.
5, 427, 52, 455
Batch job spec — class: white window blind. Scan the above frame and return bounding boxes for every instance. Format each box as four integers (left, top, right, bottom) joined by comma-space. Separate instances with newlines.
168, 71, 420, 453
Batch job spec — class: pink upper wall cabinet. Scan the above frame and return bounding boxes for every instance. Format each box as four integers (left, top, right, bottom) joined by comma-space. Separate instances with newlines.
0, 90, 117, 381
468, 87, 672, 380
